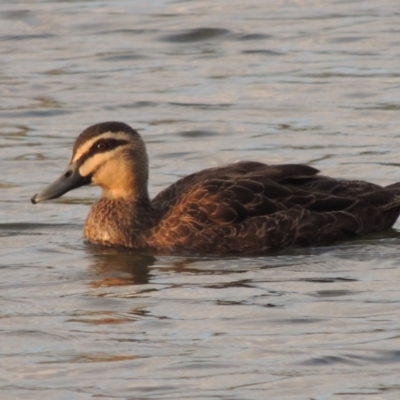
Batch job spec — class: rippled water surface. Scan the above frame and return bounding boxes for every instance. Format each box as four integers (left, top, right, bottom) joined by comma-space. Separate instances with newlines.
2, 1, 400, 399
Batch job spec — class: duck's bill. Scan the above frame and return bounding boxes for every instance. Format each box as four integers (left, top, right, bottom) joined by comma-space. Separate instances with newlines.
31, 163, 90, 204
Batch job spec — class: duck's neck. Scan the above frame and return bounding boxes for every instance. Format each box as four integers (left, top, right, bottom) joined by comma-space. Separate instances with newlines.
84, 193, 158, 248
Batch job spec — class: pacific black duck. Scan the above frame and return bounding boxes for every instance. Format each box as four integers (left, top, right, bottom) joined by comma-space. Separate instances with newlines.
31, 121, 400, 254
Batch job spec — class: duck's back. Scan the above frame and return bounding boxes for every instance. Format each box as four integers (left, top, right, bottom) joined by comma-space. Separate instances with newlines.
148, 162, 400, 254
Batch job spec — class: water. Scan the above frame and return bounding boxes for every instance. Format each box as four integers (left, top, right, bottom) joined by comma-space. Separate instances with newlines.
1, 0, 400, 399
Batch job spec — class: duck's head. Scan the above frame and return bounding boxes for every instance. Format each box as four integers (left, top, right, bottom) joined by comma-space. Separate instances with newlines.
31, 121, 149, 204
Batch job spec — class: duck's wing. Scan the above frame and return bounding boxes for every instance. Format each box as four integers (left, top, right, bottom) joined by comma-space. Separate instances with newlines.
152, 162, 366, 219
152, 161, 319, 210
150, 162, 400, 253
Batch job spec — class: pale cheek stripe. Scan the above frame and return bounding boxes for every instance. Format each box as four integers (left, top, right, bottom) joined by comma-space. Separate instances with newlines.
72, 131, 131, 162
78, 149, 119, 177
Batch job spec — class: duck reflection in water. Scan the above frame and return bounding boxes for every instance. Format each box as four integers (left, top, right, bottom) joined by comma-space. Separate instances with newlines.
87, 245, 155, 286
87, 245, 249, 288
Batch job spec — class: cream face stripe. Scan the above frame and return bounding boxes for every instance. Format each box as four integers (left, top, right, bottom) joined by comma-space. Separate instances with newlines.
78, 148, 122, 178
72, 131, 132, 163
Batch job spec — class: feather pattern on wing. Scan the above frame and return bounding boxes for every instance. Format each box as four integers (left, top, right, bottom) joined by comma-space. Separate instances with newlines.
146, 161, 400, 253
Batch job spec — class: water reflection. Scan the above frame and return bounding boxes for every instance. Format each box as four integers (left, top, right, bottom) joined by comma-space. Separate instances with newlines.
87, 245, 156, 286
86, 244, 250, 288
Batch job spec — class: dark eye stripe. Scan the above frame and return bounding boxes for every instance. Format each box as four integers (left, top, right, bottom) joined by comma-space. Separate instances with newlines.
77, 139, 129, 165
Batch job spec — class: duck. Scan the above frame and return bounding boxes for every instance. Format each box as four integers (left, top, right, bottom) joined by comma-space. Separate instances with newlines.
31, 121, 400, 254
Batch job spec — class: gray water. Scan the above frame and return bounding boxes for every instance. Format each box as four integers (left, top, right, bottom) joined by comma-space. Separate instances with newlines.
1, 1, 400, 399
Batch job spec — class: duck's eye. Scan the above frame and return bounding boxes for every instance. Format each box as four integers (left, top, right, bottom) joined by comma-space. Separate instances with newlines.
96, 141, 109, 151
